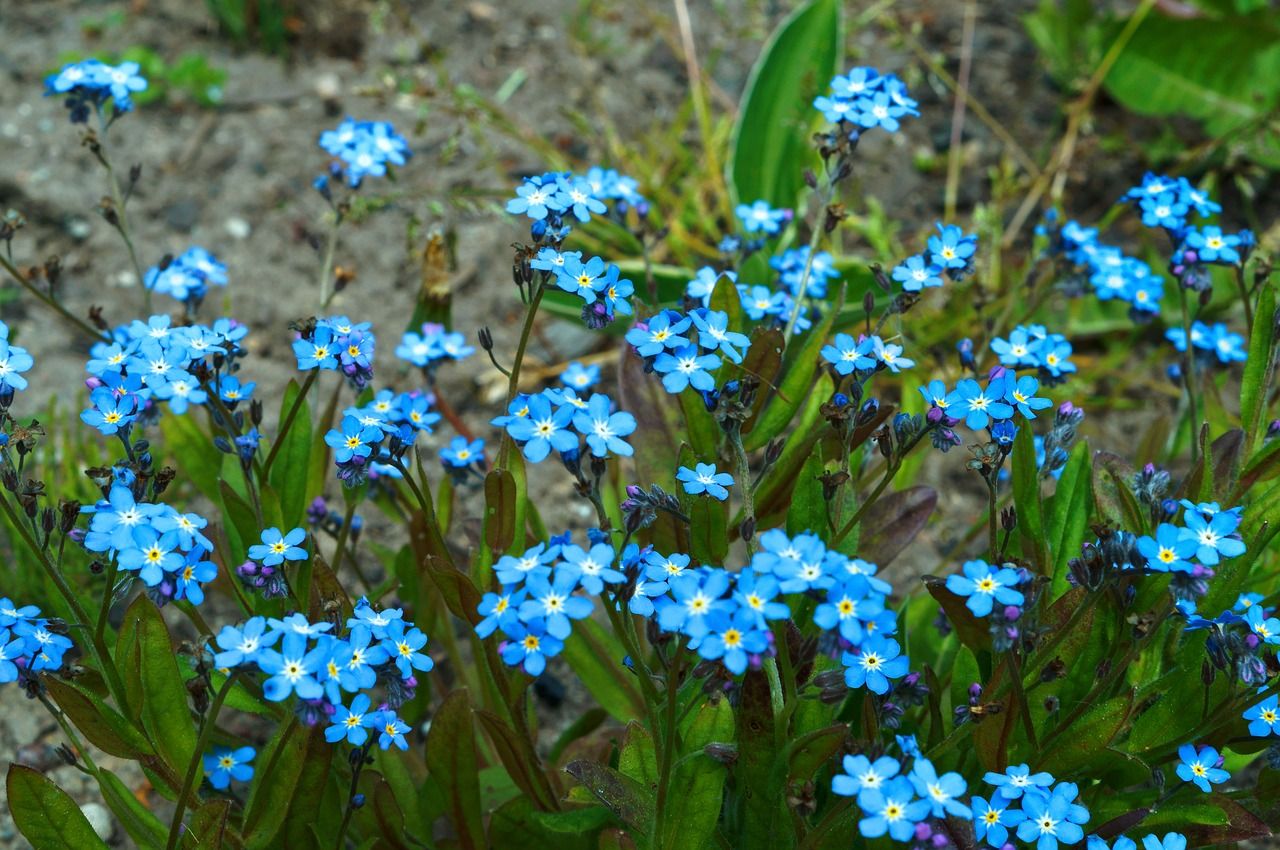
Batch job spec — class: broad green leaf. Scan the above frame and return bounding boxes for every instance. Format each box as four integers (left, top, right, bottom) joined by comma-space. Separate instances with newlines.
488, 796, 597, 850
218, 479, 259, 567
1012, 421, 1047, 571
425, 690, 485, 850
744, 281, 843, 452
6, 764, 109, 850
242, 718, 315, 847
563, 760, 655, 843
119, 595, 196, 777
1047, 441, 1092, 596
160, 412, 221, 502
276, 724, 337, 848
1102, 13, 1280, 160
561, 619, 646, 722
268, 378, 314, 528
730, 671, 789, 849
96, 769, 168, 849
661, 698, 735, 850
1241, 280, 1277, 453
856, 486, 937, 567
475, 709, 559, 812
185, 800, 234, 849
44, 677, 153, 759
483, 468, 517, 553
729, 0, 842, 212
1036, 691, 1133, 773
785, 449, 826, 536
618, 721, 659, 790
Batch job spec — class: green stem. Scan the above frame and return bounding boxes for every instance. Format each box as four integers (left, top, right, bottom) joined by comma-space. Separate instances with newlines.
333, 740, 374, 850
986, 475, 999, 561
782, 202, 827, 344
0, 492, 128, 707
728, 427, 756, 555
318, 212, 341, 310
1178, 286, 1201, 463
165, 673, 238, 850
0, 253, 109, 342
262, 370, 319, 477
93, 113, 148, 314
653, 647, 683, 841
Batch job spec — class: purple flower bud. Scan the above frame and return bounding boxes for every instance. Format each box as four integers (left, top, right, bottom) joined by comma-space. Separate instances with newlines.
988, 365, 1007, 381
926, 406, 944, 424
85, 376, 104, 391
1004, 605, 1022, 621
914, 823, 933, 841
1246, 633, 1261, 650
968, 683, 983, 700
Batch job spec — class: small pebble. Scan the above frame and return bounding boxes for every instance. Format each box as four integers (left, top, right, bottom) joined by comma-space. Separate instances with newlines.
225, 217, 251, 240
80, 802, 115, 842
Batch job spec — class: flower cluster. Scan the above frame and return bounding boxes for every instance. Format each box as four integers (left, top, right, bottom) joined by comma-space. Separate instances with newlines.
890, 223, 979, 291
812, 66, 920, 135
535, 248, 635, 327
0, 598, 74, 682
1047, 216, 1167, 320
81, 314, 251, 432
235, 527, 308, 599
833, 750, 969, 841
735, 200, 791, 236
292, 315, 376, 390
822, 332, 915, 376
1165, 320, 1247, 365
82, 480, 217, 605
396, 322, 474, 370
0, 321, 35, 406
626, 307, 750, 395
45, 59, 147, 121
318, 117, 411, 188
990, 324, 1078, 382
496, 388, 636, 464
211, 600, 431, 750
1135, 501, 1246, 608
325, 388, 443, 487
143, 246, 228, 307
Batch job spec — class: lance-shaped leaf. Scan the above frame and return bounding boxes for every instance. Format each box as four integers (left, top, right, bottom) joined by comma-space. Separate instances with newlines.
117, 595, 196, 778
857, 486, 937, 567
729, 0, 842, 212
483, 468, 517, 553
6, 764, 109, 850
660, 697, 736, 850
44, 677, 153, 760
564, 760, 655, 842
1036, 691, 1134, 774
1012, 422, 1047, 571
560, 618, 646, 722
425, 690, 485, 850
269, 378, 315, 527
1047, 441, 1092, 597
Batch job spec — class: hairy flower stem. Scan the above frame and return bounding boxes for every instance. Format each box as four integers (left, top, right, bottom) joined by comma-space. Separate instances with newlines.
261, 370, 319, 477
0, 491, 128, 707
1006, 649, 1039, 754
317, 211, 342, 310
985, 475, 999, 561
93, 111, 148, 314
332, 739, 376, 850
728, 427, 756, 555
165, 673, 238, 850
782, 192, 829, 344
0, 253, 109, 342
1178, 286, 1201, 463
653, 648, 683, 840
498, 283, 546, 471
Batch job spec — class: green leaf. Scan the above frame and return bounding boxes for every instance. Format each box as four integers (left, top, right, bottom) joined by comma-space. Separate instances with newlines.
6, 764, 109, 850
661, 698, 735, 850
1036, 691, 1133, 773
475, 709, 560, 812
160, 412, 222, 502
243, 718, 330, 848
786, 449, 826, 536
731, 671, 789, 849
117, 595, 196, 777
1102, 13, 1280, 145
1012, 421, 1047, 571
96, 769, 168, 849
268, 379, 314, 528
1047, 441, 1092, 596
483, 468, 517, 553
563, 760, 655, 843
561, 619, 646, 722
857, 486, 937, 567
1092, 451, 1145, 534
218, 479, 260, 567
1241, 280, 1277, 452
185, 800, 234, 849
425, 690, 486, 850
729, 0, 842, 212
44, 677, 153, 759
744, 281, 843, 452
276, 723, 337, 848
